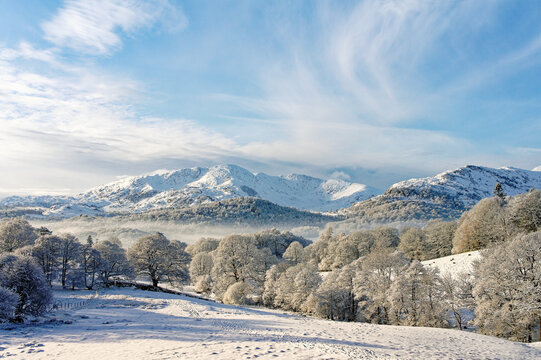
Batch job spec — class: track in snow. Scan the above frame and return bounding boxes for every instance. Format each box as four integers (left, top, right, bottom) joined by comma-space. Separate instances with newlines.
0, 288, 539, 359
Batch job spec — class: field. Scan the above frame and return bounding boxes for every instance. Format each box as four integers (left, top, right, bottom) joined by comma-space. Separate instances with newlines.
1, 287, 539, 360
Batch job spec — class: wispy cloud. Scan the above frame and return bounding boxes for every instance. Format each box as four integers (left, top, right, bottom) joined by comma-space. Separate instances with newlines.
41, 0, 187, 55
0, 0, 539, 195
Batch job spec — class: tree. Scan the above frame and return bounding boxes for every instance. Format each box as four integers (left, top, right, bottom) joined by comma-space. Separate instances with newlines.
0, 287, 18, 321
252, 229, 310, 257
313, 262, 358, 321
94, 239, 131, 284
262, 262, 290, 307
389, 261, 446, 327
211, 235, 266, 299
473, 231, 541, 342
0, 218, 37, 253
81, 243, 101, 290
128, 233, 190, 287
508, 189, 541, 233
424, 220, 456, 259
493, 182, 505, 199
0, 254, 52, 320
399, 228, 426, 260
189, 252, 214, 293
452, 197, 511, 253
222, 281, 251, 305
354, 249, 409, 324
283, 241, 304, 264
185, 237, 219, 256
58, 234, 82, 289
439, 272, 474, 330
32, 234, 62, 285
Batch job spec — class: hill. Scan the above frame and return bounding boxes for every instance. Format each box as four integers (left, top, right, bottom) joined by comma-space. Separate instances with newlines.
347, 165, 541, 223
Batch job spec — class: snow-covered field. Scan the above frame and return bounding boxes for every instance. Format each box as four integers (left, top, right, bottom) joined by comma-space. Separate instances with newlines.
1, 288, 539, 359
422, 250, 481, 277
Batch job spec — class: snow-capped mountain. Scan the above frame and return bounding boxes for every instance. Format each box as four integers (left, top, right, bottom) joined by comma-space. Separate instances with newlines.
348, 165, 541, 222
0, 165, 380, 216
388, 165, 541, 207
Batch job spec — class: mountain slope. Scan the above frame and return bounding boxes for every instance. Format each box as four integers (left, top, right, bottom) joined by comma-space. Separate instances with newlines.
0, 164, 379, 217
348, 165, 541, 223
127, 197, 339, 225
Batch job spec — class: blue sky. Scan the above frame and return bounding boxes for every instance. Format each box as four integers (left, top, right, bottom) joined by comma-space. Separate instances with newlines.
0, 0, 540, 196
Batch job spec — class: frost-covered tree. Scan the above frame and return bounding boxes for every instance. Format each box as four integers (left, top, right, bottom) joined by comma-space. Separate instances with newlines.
94, 239, 132, 284
58, 234, 82, 288
283, 241, 304, 264
0, 286, 18, 321
222, 281, 251, 305
508, 189, 541, 234
313, 261, 358, 321
81, 243, 101, 290
439, 272, 474, 330
354, 249, 409, 324
0, 218, 37, 253
210, 235, 266, 299
0, 254, 52, 319
389, 261, 446, 327
189, 252, 214, 291
128, 233, 190, 287
32, 234, 62, 285
185, 237, 219, 256
424, 220, 456, 259
272, 263, 320, 312
399, 228, 426, 260
372, 227, 400, 249
452, 197, 511, 253
262, 262, 290, 307
252, 229, 310, 257
473, 231, 541, 342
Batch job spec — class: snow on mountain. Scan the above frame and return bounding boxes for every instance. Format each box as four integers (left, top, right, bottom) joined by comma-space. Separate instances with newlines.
533, 166, 541, 172
388, 165, 541, 207
349, 165, 541, 222
0, 165, 380, 216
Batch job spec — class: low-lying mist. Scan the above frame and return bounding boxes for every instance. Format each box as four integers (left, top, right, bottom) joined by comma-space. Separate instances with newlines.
29, 217, 325, 248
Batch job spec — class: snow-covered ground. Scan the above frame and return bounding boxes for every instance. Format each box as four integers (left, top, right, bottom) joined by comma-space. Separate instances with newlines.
1, 287, 539, 359
422, 250, 481, 278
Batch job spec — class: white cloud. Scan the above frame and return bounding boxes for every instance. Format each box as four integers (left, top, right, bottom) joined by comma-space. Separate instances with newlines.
0, 43, 241, 194
41, 0, 187, 55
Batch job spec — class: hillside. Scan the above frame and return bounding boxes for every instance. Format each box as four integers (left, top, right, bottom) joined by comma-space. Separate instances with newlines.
347, 165, 541, 223
1, 287, 539, 359
125, 197, 340, 226
0, 165, 379, 217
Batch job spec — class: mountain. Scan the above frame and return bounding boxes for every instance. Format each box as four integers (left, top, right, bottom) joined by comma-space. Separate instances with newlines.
126, 197, 339, 225
347, 165, 541, 223
0, 164, 379, 217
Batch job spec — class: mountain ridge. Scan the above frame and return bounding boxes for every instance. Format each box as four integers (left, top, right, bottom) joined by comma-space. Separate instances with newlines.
0, 164, 379, 217
347, 165, 541, 222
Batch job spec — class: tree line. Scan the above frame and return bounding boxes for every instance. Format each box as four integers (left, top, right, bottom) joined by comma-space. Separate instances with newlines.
187, 188, 540, 342
0, 219, 191, 322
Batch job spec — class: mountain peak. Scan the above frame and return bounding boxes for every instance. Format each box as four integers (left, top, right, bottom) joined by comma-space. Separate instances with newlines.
0, 164, 379, 217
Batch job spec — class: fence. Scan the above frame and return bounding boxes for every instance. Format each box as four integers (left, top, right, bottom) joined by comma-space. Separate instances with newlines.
49, 292, 98, 312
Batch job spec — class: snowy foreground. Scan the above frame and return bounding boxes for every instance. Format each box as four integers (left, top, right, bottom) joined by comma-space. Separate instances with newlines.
1, 288, 540, 360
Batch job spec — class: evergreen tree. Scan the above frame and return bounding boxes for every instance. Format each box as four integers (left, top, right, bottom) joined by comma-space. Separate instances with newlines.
493, 182, 505, 199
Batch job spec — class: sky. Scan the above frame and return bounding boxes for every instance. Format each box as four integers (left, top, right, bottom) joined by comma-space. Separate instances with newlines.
0, 0, 540, 197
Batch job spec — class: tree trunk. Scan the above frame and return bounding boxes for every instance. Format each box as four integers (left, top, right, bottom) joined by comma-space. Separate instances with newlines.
152, 278, 159, 287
